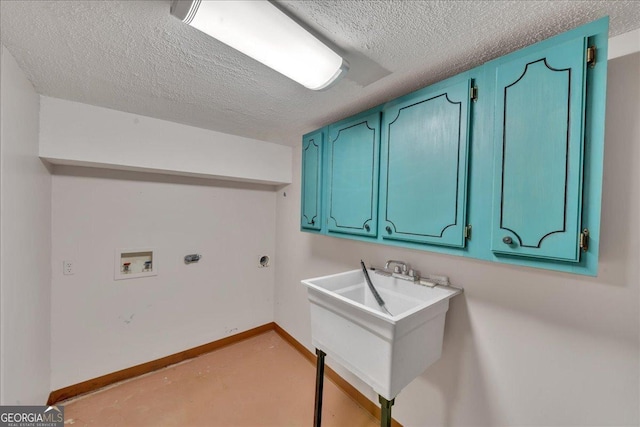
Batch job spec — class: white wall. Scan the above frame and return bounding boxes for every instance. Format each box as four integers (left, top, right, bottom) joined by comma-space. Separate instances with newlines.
0, 46, 52, 404
50, 166, 276, 389
40, 97, 292, 186
274, 53, 640, 424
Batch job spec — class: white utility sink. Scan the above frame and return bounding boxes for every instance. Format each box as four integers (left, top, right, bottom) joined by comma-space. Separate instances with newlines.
302, 268, 461, 400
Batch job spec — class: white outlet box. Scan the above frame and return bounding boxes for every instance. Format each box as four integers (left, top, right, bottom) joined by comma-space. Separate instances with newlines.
114, 248, 157, 280
63, 260, 74, 275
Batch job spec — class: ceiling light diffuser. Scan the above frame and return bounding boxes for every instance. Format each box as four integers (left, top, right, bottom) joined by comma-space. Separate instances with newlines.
170, 0, 349, 90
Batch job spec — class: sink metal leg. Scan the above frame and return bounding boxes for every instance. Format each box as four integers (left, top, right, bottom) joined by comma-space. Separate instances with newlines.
378, 395, 395, 427
314, 349, 326, 427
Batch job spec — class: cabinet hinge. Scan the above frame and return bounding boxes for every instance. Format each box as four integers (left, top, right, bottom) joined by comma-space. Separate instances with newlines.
586, 46, 596, 68
464, 225, 472, 240
579, 228, 590, 252
470, 86, 478, 102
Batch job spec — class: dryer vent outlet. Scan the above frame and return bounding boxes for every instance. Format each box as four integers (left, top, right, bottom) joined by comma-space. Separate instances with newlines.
259, 256, 270, 268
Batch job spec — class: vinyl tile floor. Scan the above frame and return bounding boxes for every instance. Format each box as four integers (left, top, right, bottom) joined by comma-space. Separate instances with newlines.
61, 330, 379, 427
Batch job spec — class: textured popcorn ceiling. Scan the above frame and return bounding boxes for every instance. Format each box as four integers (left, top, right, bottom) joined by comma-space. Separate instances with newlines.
1, 1, 639, 146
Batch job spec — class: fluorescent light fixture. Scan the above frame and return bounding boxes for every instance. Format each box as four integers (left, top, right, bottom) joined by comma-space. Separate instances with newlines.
170, 0, 349, 90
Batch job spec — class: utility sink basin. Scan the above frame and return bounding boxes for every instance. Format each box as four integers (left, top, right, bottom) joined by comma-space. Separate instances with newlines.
302, 269, 461, 400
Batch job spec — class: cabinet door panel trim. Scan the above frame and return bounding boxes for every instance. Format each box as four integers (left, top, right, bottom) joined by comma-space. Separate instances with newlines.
499, 58, 572, 248
328, 119, 378, 232
385, 92, 463, 238
302, 135, 322, 228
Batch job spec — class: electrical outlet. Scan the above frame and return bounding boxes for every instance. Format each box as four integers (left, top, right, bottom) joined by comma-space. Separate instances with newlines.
63, 260, 74, 275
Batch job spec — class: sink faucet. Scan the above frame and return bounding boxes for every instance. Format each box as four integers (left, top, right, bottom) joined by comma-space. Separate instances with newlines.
385, 260, 409, 274
371, 260, 420, 282
384, 260, 419, 282
375, 260, 457, 290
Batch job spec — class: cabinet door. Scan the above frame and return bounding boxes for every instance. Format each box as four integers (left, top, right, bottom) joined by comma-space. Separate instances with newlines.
380, 80, 472, 247
492, 37, 588, 261
327, 113, 380, 237
301, 131, 323, 230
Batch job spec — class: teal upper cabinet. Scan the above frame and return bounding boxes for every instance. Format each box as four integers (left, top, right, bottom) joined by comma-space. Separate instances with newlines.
491, 37, 588, 261
327, 112, 381, 237
301, 131, 323, 231
300, 17, 608, 275
380, 79, 472, 247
